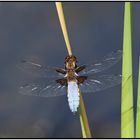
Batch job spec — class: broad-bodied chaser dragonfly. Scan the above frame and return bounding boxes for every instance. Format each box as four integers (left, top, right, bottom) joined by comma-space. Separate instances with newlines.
17, 50, 122, 113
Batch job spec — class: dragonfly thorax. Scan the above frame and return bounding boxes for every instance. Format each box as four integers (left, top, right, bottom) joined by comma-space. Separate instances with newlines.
67, 69, 77, 82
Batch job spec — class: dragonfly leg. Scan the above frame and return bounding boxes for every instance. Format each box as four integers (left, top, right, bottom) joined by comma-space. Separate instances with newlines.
56, 68, 66, 74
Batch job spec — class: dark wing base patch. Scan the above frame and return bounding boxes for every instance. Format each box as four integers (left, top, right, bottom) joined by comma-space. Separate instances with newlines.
77, 76, 87, 84
75, 65, 86, 73
56, 78, 67, 86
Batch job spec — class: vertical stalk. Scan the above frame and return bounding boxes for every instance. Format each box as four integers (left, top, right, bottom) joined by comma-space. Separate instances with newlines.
55, 2, 72, 56
121, 2, 134, 138
79, 92, 92, 138
55, 2, 92, 138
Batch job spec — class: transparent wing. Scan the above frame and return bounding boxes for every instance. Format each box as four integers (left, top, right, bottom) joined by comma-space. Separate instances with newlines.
16, 60, 66, 78
19, 78, 67, 98
79, 74, 121, 93
79, 50, 122, 75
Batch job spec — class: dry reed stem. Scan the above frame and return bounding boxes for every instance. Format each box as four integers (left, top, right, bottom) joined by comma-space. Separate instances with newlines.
55, 2, 92, 138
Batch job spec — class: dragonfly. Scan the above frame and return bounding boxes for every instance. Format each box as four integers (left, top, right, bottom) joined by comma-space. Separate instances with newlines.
17, 50, 122, 113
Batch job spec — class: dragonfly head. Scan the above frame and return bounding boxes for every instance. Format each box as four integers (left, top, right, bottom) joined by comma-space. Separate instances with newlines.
65, 55, 77, 69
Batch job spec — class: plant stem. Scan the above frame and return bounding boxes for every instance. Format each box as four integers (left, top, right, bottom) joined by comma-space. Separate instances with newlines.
121, 2, 134, 138
79, 92, 92, 138
55, 2, 92, 138
55, 2, 72, 56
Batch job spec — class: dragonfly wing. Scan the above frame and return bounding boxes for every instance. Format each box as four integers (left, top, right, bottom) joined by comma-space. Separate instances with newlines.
19, 78, 67, 98
17, 60, 65, 78
79, 50, 122, 75
79, 74, 121, 93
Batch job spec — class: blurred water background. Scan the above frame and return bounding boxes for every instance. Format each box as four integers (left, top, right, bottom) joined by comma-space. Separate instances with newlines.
0, 2, 139, 138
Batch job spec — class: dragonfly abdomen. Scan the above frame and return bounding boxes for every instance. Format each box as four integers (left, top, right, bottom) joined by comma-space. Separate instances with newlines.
67, 81, 80, 113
